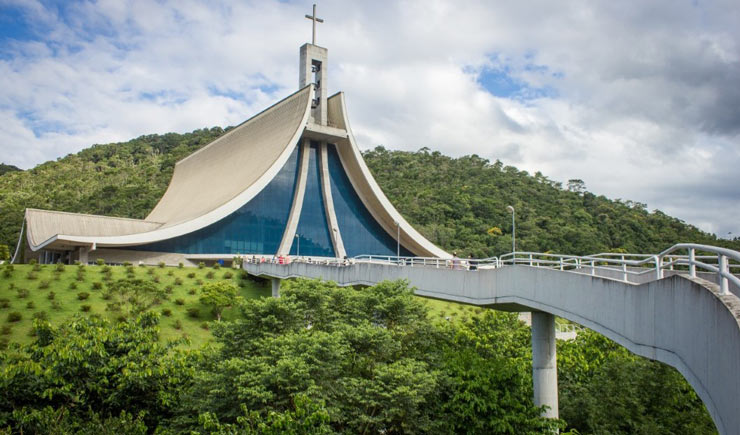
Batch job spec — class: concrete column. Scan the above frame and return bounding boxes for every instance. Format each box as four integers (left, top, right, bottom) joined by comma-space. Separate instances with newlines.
78, 246, 89, 265
532, 311, 558, 419
271, 278, 281, 298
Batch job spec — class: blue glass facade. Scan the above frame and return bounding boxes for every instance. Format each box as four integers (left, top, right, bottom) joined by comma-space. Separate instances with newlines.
131, 145, 301, 255
127, 140, 416, 257
289, 143, 335, 257
326, 144, 413, 257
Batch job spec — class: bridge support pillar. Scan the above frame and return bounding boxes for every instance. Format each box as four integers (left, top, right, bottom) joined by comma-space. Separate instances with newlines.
271, 278, 281, 298
532, 311, 558, 419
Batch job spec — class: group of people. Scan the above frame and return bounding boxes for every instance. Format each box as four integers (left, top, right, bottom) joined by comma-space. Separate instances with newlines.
241, 253, 479, 270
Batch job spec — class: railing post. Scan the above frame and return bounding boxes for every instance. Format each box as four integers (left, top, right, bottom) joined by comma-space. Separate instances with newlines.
689, 248, 696, 278
559, 258, 564, 271
622, 255, 628, 282
654, 255, 662, 280
591, 260, 595, 276
529, 254, 533, 266
719, 255, 730, 295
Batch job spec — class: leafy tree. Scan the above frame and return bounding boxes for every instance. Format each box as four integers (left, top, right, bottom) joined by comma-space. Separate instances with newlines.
0, 314, 193, 430
199, 281, 239, 321
105, 278, 166, 317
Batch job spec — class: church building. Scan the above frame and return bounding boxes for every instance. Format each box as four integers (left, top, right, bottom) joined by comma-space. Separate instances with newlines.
21, 8, 449, 266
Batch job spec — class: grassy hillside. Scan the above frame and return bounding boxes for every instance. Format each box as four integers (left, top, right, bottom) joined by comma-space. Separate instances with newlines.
0, 262, 269, 348
1, 129, 737, 257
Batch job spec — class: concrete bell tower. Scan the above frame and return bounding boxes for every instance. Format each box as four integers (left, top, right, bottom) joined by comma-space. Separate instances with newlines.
299, 4, 328, 126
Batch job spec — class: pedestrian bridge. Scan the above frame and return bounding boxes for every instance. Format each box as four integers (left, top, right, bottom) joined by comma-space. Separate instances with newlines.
245, 244, 740, 435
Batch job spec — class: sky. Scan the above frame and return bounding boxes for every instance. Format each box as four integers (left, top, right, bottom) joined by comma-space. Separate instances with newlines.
1, 0, 739, 238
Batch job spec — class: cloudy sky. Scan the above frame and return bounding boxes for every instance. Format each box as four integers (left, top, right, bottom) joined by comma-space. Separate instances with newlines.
1, 0, 739, 238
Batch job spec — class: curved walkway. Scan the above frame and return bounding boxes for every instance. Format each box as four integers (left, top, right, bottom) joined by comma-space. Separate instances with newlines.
245, 261, 740, 435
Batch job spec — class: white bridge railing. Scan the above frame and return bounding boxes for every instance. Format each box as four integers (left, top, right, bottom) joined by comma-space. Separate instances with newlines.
251, 243, 740, 296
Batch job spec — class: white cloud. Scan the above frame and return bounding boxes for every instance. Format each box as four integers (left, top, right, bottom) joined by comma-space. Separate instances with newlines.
0, 0, 738, 238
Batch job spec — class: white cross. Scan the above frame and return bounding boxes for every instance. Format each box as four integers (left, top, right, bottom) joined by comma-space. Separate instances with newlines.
305, 4, 324, 45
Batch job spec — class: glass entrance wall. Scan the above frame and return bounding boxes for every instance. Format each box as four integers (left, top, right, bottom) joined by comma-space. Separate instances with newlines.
289, 142, 336, 257
130, 145, 301, 255
326, 144, 413, 257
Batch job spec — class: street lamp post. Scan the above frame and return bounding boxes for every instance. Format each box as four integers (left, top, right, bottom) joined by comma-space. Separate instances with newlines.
507, 206, 516, 259
394, 221, 400, 259
295, 233, 300, 257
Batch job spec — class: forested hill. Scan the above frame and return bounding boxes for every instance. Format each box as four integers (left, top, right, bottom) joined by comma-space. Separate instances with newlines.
0, 128, 736, 256
0, 163, 21, 176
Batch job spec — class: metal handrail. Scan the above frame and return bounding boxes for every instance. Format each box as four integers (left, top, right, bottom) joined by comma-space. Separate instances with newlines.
244, 243, 740, 296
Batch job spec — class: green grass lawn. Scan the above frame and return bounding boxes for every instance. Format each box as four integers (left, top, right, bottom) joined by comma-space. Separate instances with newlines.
0, 263, 270, 348
0, 262, 496, 350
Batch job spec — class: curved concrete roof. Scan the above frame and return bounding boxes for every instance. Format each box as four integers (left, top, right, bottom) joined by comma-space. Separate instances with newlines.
148, 86, 313, 226
25, 208, 162, 249
27, 86, 313, 251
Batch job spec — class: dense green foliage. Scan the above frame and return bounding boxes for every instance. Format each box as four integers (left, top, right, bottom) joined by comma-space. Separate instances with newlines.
363, 146, 739, 257
1, 130, 737, 257
558, 330, 716, 434
1, 278, 563, 434
0, 164, 20, 177
0, 274, 717, 433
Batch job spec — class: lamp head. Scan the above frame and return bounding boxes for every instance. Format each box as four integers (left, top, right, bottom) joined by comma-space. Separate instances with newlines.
506, 206, 515, 214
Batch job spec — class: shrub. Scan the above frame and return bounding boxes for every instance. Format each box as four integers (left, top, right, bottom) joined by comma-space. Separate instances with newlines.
47, 291, 55, 300
101, 265, 111, 273
123, 261, 132, 267
96, 258, 105, 266
147, 268, 155, 275
2, 268, 12, 278
206, 271, 215, 279
167, 270, 174, 276
161, 308, 172, 317
32, 311, 48, 321
28, 328, 36, 337
102, 291, 112, 300
0, 337, 8, 350
25, 301, 35, 309
77, 292, 90, 301
73, 260, 80, 265
187, 272, 196, 279
51, 301, 62, 310
68, 282, 78, 290
53, 272, 61, 281
38, 280, 50, 289
164, 285, 174, 294
76, 271, 85, 282
175, 298, 185, 305
8, 283, 14, 290
80, 304, 92, 312
174, 319, 182, 330
32, 263, 42, 272
223, 271, 233, 279
7, 312, 22, 322
196, 279, 204, 286
174, 277, 183, 286
16, 288, 29, 299
213, 263, 221, 270
186, 307, 199, 319
188, 288, 197, 295
0, 299, 9, 309
158, 261, 166, 268
116, 315, 127, 322
29, 259, 37, 265
92, 282, 103, 290
102, 272, 112, 281
1, 325, 11, 335
200, 322, 209, 330
55, 262, 65, 272
152, 276, 160, 283
198, 262, 205, 269
178, 262, 184, 269
26, 271, 38, 280
239, 270, 249, 280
